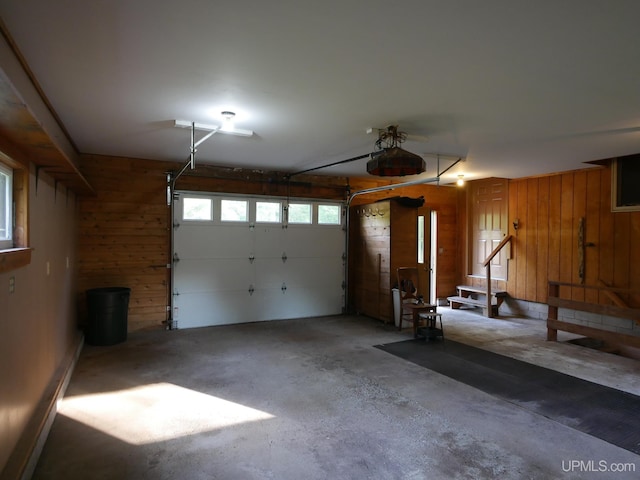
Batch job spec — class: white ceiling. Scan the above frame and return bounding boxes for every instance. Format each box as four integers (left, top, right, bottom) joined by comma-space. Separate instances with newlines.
2, 1, 640, 183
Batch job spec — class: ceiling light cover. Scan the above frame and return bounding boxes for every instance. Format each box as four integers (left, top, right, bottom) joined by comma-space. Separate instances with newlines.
366, 147, 426, 176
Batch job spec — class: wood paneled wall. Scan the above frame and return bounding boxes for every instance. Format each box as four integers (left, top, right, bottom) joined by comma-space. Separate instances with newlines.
77, 156, 357, 331
349, 183, 461, 299
506, 164, 640, 307
77, 155, 172, 331
77, 156, 462, 330
349, 200, 419, 322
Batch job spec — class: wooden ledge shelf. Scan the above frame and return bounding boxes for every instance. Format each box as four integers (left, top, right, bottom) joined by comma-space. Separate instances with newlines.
0, 247, 33, 273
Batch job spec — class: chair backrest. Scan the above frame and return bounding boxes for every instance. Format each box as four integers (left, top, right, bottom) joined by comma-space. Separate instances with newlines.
397, 267, 421, 303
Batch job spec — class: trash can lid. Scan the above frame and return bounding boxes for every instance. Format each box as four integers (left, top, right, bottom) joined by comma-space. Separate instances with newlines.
87, 287, 131, 294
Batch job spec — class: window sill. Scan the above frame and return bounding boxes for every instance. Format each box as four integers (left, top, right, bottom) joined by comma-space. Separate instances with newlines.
0, 247, 32, 273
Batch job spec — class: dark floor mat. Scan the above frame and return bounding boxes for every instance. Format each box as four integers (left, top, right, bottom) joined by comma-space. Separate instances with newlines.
375, 338, 640, 455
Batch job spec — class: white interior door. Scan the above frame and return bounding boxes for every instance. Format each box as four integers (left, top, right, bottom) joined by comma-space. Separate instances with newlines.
172, 193, 344, 329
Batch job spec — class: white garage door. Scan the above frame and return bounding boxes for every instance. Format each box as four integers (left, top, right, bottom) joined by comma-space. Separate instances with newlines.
171, 192, 345, 329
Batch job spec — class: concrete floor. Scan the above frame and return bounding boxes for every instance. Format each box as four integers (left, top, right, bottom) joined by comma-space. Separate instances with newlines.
33, 308, 640, 479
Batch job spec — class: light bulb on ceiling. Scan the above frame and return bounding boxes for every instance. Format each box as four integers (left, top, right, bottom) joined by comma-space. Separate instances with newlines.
457, 174, 465, 186
220, 111, 236, 132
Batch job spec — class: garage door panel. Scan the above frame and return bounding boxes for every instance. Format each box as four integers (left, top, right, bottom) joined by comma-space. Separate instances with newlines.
176, 227, 251, 256
283, 258, 344, 287
174, 291, 257, 328
173, 260, 223, 292
178, 228, 251, 258
254, 288, 290, 320
175, 259, 253, 292
285, 229, 343, 257
254, 259, 285, 288
173, 193, 344, 329
213, 227, 253, 256
254, 226, 284, 257
277, 287, 343, 318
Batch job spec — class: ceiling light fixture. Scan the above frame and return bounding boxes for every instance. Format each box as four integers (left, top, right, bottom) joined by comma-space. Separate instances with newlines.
457, 174, 465, 186
220, 111, 236, 132
174, 115, 254, 137
366, 126, 425, 176
168, 113, 255, 198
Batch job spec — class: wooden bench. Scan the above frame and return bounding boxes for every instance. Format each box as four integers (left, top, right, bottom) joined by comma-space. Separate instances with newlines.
447, 285, 507, 317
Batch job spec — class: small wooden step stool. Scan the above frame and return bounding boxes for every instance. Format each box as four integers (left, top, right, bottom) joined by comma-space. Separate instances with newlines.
447, 285, 507, 317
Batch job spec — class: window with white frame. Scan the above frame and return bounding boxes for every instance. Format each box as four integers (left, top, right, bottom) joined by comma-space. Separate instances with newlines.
177, 192, 343, 226
287, 203, 312, 224
317, 204, 341, 225
0, 163, 12, 249
221, 199, 248, 222
256, 201, 281, 223
183, 197, 213, 221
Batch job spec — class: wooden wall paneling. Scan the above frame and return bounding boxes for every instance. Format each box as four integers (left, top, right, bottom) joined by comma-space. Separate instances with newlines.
515, 180, 528, 299
351, 183, 460, 302
389, 202, 418, 319
535, 177, 550, 303
390, 202, 418, 270
584, 170, 601, 303
559, 173, 574, 299
506, 181, 518, 295
177, 175, 346, 201
437, 203, 458, 297
525, 178, 538, 300
613, 212, 631, 304
349, 201, 392, 322
78, 157, 463, 330
349, 199, 422, 324
469, 181, 484, 277
495, 179, 509, 283
494, 179, 509, 266
492, 165, 637, 309
598, 166, 615, 305
547, 175, 562, 288
457, 187, 467, 284
77, 155, 171, 331
630, 212, 640, 306
571, 171, 587, 301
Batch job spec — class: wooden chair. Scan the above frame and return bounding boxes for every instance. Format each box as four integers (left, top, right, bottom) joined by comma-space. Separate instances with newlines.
397, 267, 443, 339
397, 267, 421, 329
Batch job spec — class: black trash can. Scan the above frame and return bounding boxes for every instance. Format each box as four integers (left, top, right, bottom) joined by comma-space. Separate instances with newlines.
85, 287, 131, 346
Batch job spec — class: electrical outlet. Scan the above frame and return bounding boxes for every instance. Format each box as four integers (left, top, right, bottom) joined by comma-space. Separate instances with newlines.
9, 276, 15, 293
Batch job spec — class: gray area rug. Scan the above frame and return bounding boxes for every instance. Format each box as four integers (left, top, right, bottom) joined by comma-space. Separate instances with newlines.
375, 338, 640, 455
